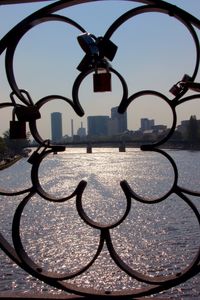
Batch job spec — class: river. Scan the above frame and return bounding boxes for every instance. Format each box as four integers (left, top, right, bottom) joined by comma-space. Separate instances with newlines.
0, 148, 199, 299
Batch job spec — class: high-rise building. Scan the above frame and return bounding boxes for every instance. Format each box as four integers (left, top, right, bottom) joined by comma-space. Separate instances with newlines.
71, 119, 74, 138
107, 118, 118, 136
51, 112, 63, 143
140, 118, 154, 132
87, 116, 109, 136
110, 106, 128, 134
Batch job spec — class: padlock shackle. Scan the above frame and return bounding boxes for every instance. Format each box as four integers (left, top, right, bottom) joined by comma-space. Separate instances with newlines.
94, 58, 111, 73
10, 90, 34, 106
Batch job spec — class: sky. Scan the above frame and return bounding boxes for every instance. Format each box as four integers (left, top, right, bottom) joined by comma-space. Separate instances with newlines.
0, 0, 200, 140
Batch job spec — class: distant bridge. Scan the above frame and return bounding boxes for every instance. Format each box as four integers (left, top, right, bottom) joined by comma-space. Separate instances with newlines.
49, 140, 187, 153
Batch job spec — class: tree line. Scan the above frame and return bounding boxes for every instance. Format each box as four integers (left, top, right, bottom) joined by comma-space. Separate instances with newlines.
0, 130, 30, 161
170, 115, 200, 148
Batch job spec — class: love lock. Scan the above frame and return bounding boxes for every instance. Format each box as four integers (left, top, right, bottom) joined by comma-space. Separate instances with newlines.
27, 141, 49, 165
27, 147, 42, 164
9, 109, 26, 139
169, 74, 192, 96
93, 68, 111, 92
15, 105, 41, 122
97, 37, 118, 61
10, 90, 41, 122
28, 143, 65, 165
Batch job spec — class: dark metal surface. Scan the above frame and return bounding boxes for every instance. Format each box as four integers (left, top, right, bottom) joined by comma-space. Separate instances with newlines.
0, 0, 200, 298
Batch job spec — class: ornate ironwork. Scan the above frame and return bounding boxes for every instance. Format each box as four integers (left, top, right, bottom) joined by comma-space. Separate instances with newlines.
0, 0, 200, 298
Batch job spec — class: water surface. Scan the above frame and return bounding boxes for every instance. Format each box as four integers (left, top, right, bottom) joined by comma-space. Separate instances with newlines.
0, 148, 199, 298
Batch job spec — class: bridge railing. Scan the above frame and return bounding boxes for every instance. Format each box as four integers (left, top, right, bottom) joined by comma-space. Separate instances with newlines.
0, 0, 200, 299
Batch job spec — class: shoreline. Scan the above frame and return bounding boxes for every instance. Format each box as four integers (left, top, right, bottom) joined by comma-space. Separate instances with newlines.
0, 155, 22, 170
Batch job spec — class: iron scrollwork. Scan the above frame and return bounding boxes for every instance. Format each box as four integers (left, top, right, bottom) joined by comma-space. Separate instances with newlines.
0, 0, 200, 298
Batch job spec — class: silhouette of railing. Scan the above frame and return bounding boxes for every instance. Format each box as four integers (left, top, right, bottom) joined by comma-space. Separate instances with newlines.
0, 0, 200, 299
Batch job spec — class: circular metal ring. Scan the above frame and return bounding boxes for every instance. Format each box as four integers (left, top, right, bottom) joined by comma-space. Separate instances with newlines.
104, 4, 200, 101
12, 189, 105, 281
3, 14, 85, 104
30, 148, 80, 202
72, 67, 128, 115
0, 102, 32, 196
118, 90, 177, 148
76, 180, 132, 230
105, 190, 200, 285
29, 95, 80, 145
0, 0, 200, 297
121, 148, 178, 203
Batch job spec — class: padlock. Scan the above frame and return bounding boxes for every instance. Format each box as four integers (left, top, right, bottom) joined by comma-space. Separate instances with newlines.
77, 33, 99, 56
27, 150, 41, 164
77, 55, 94, 72
93, 69, 111, 92
169, 84, 182, 96
27, 143, 47, 165
97, 37, 118, 61
9, 110, 26, 139
169, 74, 192, 96
15, 105, 41, 122
28, 144, 65, 165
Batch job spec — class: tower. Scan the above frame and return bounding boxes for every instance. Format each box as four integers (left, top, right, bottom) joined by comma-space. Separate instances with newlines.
51, 112, 63, 143
87, 116, 109, 136
77, 122, 86, 137
111, 106, 127, 134
71, 119, 74, 138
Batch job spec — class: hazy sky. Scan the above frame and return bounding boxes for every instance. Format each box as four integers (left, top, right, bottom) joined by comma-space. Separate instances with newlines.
0, 0, 200, 139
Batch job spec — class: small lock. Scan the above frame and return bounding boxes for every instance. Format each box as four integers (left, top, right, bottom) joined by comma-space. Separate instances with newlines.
28, 140, 50, 165
28, 144, 65, 165
27, 150, 41, 164
93, 69, 111, 92
169, 74, 192, 96
15, 105, 41, 122
9, 120, 26, 139
169, 84, 182, 96
97, 37, 118, 61
77, 33, 99, 56
9, 108, 26, 139
27, 143, 47, 165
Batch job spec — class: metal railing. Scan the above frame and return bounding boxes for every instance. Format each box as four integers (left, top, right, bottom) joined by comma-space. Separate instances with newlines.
0, 0, 200, 298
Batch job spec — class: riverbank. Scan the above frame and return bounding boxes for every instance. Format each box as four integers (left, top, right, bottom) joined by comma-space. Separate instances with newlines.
0, 155, 22, 170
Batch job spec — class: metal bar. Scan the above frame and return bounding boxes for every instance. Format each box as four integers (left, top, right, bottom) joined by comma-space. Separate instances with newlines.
0, 0, 54, 4
0, 0, 199, 298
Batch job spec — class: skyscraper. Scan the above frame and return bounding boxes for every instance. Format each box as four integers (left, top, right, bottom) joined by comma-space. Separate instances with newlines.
140, 118, 154, 132
51, 112, 63, 143
87, 116, 109, 136
110, 106, 127, 134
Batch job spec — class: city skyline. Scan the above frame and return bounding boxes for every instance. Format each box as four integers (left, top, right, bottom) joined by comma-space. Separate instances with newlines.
50, 109, 195, 140
0, 1, 200, 139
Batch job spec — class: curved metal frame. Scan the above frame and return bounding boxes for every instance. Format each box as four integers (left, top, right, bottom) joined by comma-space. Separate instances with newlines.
0, 0, 200, 298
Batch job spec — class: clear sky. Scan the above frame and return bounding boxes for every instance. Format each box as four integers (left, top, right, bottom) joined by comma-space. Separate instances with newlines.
0, 0, 200, 140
